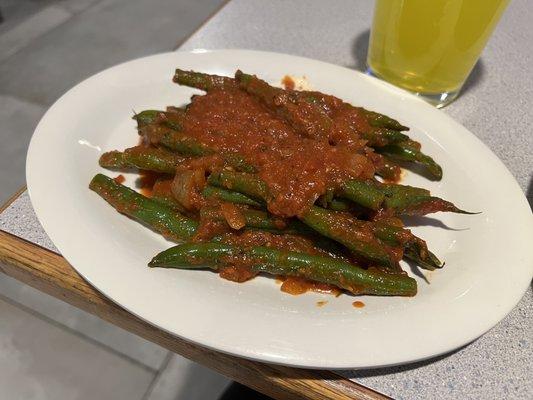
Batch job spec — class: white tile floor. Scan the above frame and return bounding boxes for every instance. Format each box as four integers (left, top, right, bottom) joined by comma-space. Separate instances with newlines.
0, 0, 231, 398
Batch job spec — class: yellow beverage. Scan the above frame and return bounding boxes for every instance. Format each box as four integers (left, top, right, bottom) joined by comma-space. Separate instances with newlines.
368, 0, 509, 105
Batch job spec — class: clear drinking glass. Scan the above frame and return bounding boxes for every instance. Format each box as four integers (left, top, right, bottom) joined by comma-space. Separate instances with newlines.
367, 0, 510, 108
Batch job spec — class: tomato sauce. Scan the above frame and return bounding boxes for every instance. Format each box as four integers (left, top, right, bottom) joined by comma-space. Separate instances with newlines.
280, 276, 342, 296
151, 178, 173, 197
182, 89, 375, 217
137, 170, 161, 197
113, 174, 126, 184
281, 75, 295, 90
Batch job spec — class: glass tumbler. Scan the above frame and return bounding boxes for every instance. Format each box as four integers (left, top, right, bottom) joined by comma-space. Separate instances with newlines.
367, 0, 510, 107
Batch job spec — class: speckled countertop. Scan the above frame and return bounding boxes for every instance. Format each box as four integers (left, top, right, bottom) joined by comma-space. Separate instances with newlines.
2, 0, 532, 399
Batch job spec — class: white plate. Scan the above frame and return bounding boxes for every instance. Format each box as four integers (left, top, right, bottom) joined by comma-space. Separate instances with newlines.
26, 50, 533, 369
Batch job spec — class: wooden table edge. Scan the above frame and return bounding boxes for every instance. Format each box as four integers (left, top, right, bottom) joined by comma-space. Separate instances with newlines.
0, 193, 388, 400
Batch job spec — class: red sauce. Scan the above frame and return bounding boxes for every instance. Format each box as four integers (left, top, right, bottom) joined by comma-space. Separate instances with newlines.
138, 170, 161, 197
280, 276, 342, 296
193, 216, 229, 242
352, 301, 365, 308
113, 174, 125, 184
219, 265, 256, 282
152, 178, 173, 197
281, 75, 295, 90
182, 89, 375, 217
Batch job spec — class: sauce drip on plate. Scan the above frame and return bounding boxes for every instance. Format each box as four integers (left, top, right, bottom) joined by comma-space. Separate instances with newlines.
352, 301, 365, 308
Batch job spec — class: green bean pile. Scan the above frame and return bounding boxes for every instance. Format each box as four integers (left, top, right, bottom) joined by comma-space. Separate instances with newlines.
90, 69, 472, 297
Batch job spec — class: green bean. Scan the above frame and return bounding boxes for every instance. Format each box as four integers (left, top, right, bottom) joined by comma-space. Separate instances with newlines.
239, 209, 288, 231
377, 142, 443, 180
361, 128, 409, 147
202, 186, 263, 208
149, 242, 417, 296
370, 222, 442, 269
369, 222, 411, 246
160, 132, 254, 173
99, 146, 181, 173
341, 180, 471, 215
339, 180, 386, 210
404, 247, 443, 271
386, 195, 474, 216
232, 194, 439, 267
300, 206, 397, 268
207, 171, 270, 202
363, 109, 409, 131
208, 169, 468, 216
173, 69, 237, 91
158, 130, 213, 157
133, 110, 160, 127
151, 193, 186, 213
328, 199, 352, 212
223, 154, 257, 174
366, 181, 470, 214
201, 207, 291, 232
142, 127, 255, 173
89, 174, 198, 240
134, 109, 185, 131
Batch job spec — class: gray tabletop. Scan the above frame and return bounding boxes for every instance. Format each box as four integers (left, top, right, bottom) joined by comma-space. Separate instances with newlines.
1, 0, 532, 399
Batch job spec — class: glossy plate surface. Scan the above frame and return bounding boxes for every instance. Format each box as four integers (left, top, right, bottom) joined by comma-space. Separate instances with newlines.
26, 50, 533, 368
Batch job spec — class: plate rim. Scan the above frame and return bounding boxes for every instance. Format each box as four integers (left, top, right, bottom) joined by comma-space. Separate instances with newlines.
26, 49, 533, 369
